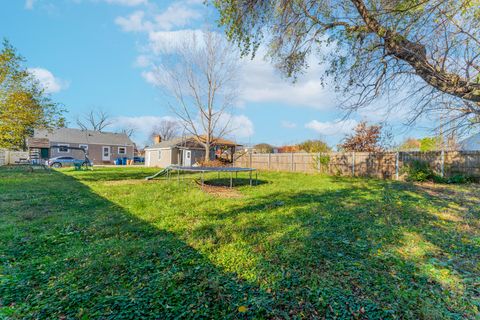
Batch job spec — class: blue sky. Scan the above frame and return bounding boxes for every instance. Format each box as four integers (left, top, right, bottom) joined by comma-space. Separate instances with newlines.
1, 0, 434, 147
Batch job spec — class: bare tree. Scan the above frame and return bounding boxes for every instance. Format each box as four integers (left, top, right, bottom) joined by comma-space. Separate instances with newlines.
149, 119, 180, 142
214, 0, 480, 132
119, 126, 136, 138
76, 110, 112, 132
151, 31, 240, 161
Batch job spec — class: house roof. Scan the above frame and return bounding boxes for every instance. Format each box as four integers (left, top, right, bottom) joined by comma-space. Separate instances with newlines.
459, 132, 480, 150
195, 135, 241, 147
145, 137, 186, 149
145, 136, 242, 150
33, 128, 135, 146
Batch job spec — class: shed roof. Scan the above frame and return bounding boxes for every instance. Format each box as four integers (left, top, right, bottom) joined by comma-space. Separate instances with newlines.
26, 138, 50, 148
195, 135, 241, 147
145, 136, 242, 150
33, 128, 135, 146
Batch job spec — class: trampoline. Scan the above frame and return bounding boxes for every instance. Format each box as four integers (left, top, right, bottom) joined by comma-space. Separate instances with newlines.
146, 165, 257, 187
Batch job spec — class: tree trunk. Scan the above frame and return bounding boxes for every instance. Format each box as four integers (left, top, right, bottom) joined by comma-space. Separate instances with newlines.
204, 142, 210, 162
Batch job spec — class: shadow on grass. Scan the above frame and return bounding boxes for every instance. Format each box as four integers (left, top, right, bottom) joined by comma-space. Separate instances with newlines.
0, 169, 272, 319
191, 181, 479, 318
202, 177, 268, 187
64, 167, 157, 182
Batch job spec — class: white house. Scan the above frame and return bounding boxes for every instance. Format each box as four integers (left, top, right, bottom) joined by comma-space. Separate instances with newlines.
459, 132, 480, 150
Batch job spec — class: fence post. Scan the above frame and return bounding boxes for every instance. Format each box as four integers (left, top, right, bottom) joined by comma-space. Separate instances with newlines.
291, 152, 294, 171
352, 152, 355, 176
268, 153, 271, 170
440, 150, 445, 178
395, 152, 399, 180
317, 152, 321, 173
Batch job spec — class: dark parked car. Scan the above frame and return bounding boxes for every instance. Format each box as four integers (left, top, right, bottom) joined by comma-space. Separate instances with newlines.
47, 156, 91, 168
133, 156, 145, 163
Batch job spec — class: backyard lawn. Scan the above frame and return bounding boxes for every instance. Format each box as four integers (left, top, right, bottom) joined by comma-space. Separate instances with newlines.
0, 167, 478, 319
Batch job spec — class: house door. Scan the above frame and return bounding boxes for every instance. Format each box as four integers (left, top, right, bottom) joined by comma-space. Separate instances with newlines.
40, 148, 49, 159
183, 150, 191, 166
102, 146, 111, 161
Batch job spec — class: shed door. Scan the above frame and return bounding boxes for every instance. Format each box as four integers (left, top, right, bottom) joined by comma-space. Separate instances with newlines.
183, 150, 191, 166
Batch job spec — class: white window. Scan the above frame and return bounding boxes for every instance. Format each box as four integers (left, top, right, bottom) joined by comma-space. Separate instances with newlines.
158, 150, 162, 159
79, 144, 88, 151
118, 147, 126, 155
57, 144, 69, 153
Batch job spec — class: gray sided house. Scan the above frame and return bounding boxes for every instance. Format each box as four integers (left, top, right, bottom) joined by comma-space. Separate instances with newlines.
31, 128, 135, 164
145, 136, 240, 167
459, 132, 480, 151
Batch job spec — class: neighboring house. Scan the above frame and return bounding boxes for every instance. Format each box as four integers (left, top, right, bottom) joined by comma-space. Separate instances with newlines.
145, 135, 241, 167
29, 128, 135, 164
459, 132, 480, 150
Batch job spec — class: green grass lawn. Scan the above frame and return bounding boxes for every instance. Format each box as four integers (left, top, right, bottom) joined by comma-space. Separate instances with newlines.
0, 167, 479, 319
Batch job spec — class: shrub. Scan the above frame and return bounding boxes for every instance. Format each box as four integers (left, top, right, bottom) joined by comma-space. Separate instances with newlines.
446, 174, 474, 184
403, 161, 475, 184
312, 154, 330, 172
403, 160, 436, 182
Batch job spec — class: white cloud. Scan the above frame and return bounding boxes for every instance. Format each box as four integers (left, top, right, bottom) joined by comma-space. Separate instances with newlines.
153, 2, 201, 31
239, 52, 336, 109
141, 70, 158, 86
25, 0, 36, 10
115, 11, 151, 32
222, 114, 255, 139
305, 119, 358, 136
28, 68, 69, 93
139, 29, 337, 111
115, 1, 202, 33
147, 29, 203, 54
281, 120, 297, 129
134, 54, 151, 67
112, 115, 177, 137
103, 0, 147, 6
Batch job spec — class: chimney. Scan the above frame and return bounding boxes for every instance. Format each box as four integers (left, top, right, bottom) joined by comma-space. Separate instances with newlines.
153, 135, 162, 144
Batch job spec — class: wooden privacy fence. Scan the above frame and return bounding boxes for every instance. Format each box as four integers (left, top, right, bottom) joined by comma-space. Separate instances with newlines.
0, 149, 29, 166
234, 151, 480, 180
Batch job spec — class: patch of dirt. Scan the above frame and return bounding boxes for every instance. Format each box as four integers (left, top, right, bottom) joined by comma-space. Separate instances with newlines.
414, 181, 479, 199
413, 181, 480, 216
413, 182, 456, 198
194, 180, 243, 198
